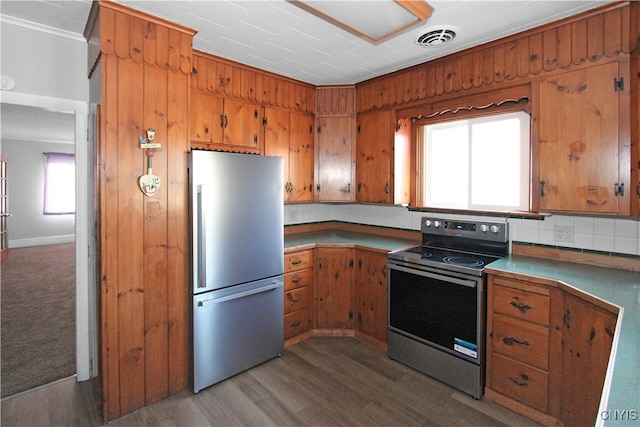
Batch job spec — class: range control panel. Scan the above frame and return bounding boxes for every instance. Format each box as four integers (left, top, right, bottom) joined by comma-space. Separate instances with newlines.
421, 217, 508, 243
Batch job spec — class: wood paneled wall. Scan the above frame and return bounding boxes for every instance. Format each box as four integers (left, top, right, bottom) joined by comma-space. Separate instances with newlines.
316, 85, 357, 116
356, 1, 639, 114
86, 1, 196, 421
191, 51, 316, 114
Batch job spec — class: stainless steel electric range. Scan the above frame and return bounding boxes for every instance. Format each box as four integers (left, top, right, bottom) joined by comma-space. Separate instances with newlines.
387, 216, 508, 399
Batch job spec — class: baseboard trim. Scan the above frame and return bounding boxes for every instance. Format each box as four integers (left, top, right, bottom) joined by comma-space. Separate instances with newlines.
9, 235, 75, 248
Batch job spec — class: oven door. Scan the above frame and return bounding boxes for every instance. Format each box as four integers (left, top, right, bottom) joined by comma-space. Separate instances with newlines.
388, 261, 485, 365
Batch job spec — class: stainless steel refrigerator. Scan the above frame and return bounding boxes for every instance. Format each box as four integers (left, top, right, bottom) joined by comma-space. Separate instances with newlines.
189, 149, 284, 393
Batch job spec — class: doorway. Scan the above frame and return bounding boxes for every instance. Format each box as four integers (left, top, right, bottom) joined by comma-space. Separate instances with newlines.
0, 92, 95, 396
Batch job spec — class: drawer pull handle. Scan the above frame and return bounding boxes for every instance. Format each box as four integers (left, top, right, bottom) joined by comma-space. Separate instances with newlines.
510, 301, 532, 313
291, 321, 301, 327
291, 259, 302, 265
509, 376, 529, 387
286, 294, 302, 303
503, 336, 530, 346
291, 277, 302, 284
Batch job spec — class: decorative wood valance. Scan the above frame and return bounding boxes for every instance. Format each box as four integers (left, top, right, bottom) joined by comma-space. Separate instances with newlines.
191, 51, 317, 115
88, 0, 197, 75
396, 85, 531, 124
356, 1, 638, 114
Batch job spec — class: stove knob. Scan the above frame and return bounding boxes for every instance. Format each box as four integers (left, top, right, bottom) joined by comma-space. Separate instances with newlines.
490, 225, 500, 234
480, 224, 489, 233
424, 219, 432, 227
434, 220, 441, 228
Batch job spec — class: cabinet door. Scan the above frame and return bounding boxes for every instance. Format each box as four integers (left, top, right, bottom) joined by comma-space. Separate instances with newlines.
223, 98, 262, 150
264, 107, 290, 200
356, 111, 393, 203
316, 117, 355, 202
315, 248, 354, 329
538, 62, 624, 213
559, 293, 617, 427
190, 91, 223, 144
355, 249, 388, 343
289, 112, 315, 202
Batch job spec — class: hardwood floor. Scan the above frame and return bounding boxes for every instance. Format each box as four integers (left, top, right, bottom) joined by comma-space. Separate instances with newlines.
1, 337, 541, 426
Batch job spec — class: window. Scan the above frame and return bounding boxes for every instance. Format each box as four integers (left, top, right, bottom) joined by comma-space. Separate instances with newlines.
421, 111, 530, 212
44, 152, 75, 215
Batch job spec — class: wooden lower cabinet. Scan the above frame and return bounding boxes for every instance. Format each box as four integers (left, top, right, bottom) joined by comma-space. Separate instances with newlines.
284, 245, 392, 348
284, 249, 313, 345
355, 249, 388, 346
559, 292, 617, 427
315, 247, 355, 329
486, 272, 618, 427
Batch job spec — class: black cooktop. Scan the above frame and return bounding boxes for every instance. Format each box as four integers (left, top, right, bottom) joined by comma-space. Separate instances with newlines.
404, 245, 501, 270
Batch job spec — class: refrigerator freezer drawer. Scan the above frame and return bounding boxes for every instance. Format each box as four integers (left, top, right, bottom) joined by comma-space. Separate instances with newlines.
191, 277, 284, 393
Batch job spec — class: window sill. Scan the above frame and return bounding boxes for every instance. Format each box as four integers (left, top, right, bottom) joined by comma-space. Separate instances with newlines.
406, 205, 549, 220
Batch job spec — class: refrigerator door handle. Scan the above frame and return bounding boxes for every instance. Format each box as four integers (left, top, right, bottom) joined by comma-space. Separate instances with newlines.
197, 282, 282, 307
196, 184, 208, 289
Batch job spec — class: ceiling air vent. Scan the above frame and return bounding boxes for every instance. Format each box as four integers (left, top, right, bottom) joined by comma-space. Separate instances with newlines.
416, 27, 457, 47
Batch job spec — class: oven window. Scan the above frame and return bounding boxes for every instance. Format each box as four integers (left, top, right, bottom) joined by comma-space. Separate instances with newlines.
389, 268, 480, 360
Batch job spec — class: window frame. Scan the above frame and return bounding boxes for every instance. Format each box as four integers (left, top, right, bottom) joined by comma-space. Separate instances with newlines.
420, 110, 531, 213
43, 151, 76, 215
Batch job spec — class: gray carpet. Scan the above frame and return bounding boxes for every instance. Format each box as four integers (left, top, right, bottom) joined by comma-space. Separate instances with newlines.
1, 243, 76, 398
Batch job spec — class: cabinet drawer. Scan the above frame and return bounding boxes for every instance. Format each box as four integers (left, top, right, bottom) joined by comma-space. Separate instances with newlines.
284, 285, 312, 315
284, 250, 312, 273
491, 353, 549, 413
284, 307, 312, 340
494, 284, 550, 326
284, 269, 313, 292
492, 313, 549, 370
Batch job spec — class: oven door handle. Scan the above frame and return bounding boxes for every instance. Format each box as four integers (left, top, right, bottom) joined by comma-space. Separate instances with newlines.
389, 263, 477, 288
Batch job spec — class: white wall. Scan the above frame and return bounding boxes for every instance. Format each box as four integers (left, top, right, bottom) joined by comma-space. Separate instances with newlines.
2, 138, 75, 247
1, 19, 95, 381
0, 20, 88, 101
284, 203, 640, 257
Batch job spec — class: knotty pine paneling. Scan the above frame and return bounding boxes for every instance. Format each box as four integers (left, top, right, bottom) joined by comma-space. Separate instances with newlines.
191, 50, 316, 114
356, 2, 638, 113
89, 1, 194, 421
316, 85, 356, 116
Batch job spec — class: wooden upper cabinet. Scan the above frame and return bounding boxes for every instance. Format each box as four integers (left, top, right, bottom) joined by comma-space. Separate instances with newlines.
264, 108, 314, 202
191, 91, 223, 144
316, 116, 356, 202
191, 91, 262, 153
356, 111, 393, 203
288, 112, 314, 202
538, 61, 630, 214
223, 98, 263, 150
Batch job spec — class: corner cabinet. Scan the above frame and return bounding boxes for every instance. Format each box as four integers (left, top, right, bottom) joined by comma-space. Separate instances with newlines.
356, 111, 394, 203
537, 61, 630, 215
316, 117, 356, 202
264, 108, 315, 202
315, 86, 356, 202
191, 91, 263, 153
315, 247, 355, 329
485, 271, 618, 427
355, 249, 388, 346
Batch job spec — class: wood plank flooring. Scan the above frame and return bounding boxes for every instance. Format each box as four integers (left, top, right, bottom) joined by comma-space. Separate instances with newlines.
1, 337, 541, 426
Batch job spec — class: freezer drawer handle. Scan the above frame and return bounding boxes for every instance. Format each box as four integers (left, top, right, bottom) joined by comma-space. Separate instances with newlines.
197, 282, 282, 307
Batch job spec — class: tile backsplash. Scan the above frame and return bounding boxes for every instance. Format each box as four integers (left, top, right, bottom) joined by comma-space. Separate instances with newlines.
284, 203, 640, 257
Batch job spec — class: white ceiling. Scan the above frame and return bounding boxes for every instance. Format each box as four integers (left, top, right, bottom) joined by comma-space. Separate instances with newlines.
0, 0, 612, 86
1, 104, 75, 145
